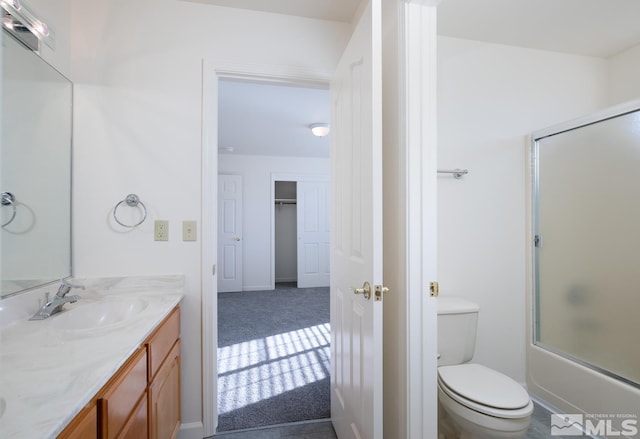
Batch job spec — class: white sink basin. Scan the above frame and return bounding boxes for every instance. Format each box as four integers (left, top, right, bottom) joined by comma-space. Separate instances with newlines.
52, 299, 148, 330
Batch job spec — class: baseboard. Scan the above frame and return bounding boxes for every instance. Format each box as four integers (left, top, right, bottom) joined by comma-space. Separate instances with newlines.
243, 285, 273, 291
275, 277, 297, 283
178, 422, 205, 439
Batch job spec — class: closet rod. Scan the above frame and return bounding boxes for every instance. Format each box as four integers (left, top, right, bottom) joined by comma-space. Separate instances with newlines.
437, 168, 469, 179
275, 198, 296, 205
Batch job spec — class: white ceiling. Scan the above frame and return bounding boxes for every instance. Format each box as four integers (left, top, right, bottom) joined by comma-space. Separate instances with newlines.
438, 0, 640, 58
218, 80, 330, 158
183, 0, 360, 23
214, 0, 640, 158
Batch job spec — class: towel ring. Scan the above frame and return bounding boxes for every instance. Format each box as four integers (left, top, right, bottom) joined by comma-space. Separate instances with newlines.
113, 194, 147, 228
1, 192, 16, 227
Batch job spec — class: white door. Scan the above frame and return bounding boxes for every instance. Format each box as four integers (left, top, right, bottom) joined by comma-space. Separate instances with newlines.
297, 181, 330, 288
218, 174, 243, 293
330, 1, 383, 438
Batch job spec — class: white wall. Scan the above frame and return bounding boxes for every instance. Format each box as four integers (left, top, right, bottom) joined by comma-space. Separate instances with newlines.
437, 36, 609, 384
219, 154, 329, 290
608, 43, 640, 106
68, 0, 347, 434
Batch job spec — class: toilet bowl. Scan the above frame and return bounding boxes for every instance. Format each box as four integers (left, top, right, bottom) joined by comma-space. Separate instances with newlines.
438, 363, 534, 438
437, 298, 533, 439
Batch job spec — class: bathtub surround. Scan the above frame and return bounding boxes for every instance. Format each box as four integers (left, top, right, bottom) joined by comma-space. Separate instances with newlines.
0, 275, 184, 438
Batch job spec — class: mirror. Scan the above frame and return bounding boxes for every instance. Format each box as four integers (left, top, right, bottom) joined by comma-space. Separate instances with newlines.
1, 29, 72, 298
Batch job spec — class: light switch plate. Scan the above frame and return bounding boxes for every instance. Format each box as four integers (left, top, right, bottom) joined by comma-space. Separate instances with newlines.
183, 220, 197, 241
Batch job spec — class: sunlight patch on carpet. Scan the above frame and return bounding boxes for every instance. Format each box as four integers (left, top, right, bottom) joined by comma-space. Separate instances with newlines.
217, 323, 330, 415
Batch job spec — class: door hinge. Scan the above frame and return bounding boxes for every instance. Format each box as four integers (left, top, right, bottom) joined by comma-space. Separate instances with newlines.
212, 264, 216, 276
534, 235, 543, 248
429, 281, 439, 297
374, 285, 389, 302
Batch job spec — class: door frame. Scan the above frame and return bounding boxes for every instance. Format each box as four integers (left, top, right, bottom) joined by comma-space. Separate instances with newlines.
270, 173, 330, 290
200, 0, 440, 433
201, 61, 333, 436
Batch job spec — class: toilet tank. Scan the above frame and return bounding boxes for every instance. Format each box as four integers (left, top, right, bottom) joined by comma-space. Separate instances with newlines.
437, 297, 480, 366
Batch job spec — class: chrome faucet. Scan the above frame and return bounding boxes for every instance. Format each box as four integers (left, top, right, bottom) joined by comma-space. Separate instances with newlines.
30, 279, 85, 320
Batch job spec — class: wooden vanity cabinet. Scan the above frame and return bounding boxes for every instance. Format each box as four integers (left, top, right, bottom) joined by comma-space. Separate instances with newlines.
56, 306, 181, 439
149, 339, 181, 439
147, 307, 181, 439
57, 402, 98, 439
98, 347, 147, 439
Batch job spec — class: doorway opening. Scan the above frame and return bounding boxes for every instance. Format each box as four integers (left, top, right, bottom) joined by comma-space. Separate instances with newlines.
215, 78, 332, 433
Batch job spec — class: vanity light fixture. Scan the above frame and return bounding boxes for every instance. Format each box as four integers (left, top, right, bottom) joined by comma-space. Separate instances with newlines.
310, 123, 330, 137
0, 0, 20, 11
1, 0, 54, 49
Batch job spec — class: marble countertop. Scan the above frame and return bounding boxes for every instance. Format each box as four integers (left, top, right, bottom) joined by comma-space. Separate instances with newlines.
0, 275, 184, 439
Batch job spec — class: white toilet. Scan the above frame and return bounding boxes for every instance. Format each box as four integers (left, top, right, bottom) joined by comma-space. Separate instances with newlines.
437, 297, 534, 439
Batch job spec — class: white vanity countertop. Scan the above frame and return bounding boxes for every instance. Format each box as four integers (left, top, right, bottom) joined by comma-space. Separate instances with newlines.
0, 275, 184, 439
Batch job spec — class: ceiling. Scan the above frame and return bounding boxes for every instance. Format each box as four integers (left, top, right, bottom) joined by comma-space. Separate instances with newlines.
438, 0, 640, 58
214, 0, 640, 158
184, 0, 360, 23
218, 80, 330, 158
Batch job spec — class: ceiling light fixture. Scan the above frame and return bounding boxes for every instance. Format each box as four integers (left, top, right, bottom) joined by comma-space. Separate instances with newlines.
310, 123, 330, 137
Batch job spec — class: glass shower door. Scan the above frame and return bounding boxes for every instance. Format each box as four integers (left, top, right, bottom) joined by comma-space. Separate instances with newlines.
534, 109, 640, 387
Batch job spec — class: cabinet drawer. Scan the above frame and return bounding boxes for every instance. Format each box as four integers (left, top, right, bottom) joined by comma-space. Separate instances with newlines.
98, 347, 147, 439
147, 307, 180, 380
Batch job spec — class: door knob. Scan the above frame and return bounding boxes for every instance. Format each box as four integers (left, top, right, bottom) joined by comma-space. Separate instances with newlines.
352, 282, 371, 300
234, 237, 241, 241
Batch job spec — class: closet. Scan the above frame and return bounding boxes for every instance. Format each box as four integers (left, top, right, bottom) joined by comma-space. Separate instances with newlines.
273, 179, 330, 289
274, 181, 297, 284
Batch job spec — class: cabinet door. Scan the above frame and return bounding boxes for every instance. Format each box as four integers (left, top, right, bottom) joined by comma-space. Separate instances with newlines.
149, 340, 181, 439
57, 403, 97, 439
117, 392, 148, 439
99, 347, 148, 439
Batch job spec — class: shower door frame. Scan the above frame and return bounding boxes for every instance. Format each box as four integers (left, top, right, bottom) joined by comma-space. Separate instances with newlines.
526, 98, 640, 417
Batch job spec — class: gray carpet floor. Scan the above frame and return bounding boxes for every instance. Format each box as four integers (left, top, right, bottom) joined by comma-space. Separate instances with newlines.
217, 283, 331, 432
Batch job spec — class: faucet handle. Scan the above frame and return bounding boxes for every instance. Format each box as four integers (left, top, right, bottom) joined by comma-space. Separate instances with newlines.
61, 278, 85, 290
56, 278, 85, 298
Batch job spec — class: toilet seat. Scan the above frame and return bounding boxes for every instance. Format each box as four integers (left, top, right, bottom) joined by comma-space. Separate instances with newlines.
438, 363, 533, 419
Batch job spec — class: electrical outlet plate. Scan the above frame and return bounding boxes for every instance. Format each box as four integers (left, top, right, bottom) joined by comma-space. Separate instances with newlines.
154, 220, 169, 241
183, 220, 197, 241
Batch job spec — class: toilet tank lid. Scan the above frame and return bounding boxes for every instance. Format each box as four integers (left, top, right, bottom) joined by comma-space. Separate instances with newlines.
437, 297, 479, 315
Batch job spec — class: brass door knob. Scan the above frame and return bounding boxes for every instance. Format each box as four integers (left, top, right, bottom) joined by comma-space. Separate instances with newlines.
352, 282, 371, 300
